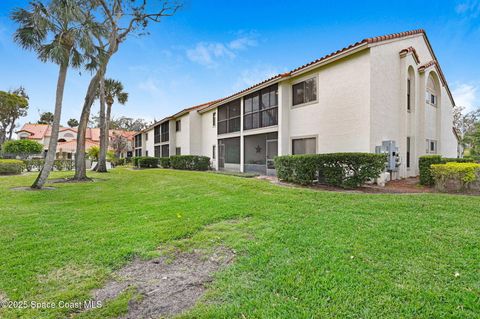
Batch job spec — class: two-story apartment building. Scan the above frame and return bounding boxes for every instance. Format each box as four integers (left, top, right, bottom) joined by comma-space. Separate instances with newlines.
134, 29, 459, 178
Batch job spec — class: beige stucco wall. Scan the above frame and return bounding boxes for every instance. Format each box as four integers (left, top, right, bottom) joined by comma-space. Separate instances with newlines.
370, 34, 457, 177
200, 108, 217, 169
175, 115, 190, 155
282, 50, 371, 155
142, 127, 154, 156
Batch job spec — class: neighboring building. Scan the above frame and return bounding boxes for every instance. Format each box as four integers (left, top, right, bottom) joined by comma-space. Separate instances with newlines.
16, 124, 136, 159
135, 29, 458, 178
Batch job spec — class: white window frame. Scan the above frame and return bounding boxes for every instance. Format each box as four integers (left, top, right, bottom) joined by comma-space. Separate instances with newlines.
290, 135, 318, 155
291, 74, 319, 108
426, 139, 437, 154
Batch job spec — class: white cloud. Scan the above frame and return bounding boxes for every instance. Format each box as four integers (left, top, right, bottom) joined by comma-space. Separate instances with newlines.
138, 78, 162, 96
455, 0, 480, 17
228, 36, 257, 50
186, 34, 257, 68
233, 66, 280, 90
452, 83, 479, 111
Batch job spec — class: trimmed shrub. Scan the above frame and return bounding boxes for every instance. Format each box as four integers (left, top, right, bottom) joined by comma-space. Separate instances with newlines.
275, 153, 387, 188
275, 154, 318, 185
419, 156, 475, 186
0, 159, 24, 175
111, 158, 126, 167
53, 160, 64, 171
132, 156, 142, 167
419, 155, 443, 186
159, 157, 171, 168
137, 157, 159, 168
318, 153, 387, 188
170, 155, 210, 171
442, 157, 475, 163
431, 162, 480, 192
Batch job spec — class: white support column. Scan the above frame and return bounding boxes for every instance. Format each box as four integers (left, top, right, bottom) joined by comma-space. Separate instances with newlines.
240, 98, 244, 172
277, 82, 290, 155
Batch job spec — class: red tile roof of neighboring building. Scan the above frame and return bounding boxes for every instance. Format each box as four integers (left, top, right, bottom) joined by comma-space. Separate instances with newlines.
17, 124, 136, 143
16, 124, 49, 139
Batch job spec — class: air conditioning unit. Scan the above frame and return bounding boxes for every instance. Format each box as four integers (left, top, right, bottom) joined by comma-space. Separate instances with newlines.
375, 140, 401, 172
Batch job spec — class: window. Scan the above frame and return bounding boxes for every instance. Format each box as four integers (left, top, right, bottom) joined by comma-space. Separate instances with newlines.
292, 77, 317, 106
161, 144, 169, 158
407, 79, 411, 111
145, 150, 149, 157
154, 125, 160, 143
426, 74, 437, 107
218, 137, 240, 164
176, 147, 181, 155
213, 112, 216, 127
161, 122, 169, 142
154, 145, 160, 157
212, 145, 216, 159
217, 99, 241, 134
134, 134, 142, 148
426, 139, 437, 154
244, 84, 278, 130
426, 92, 436, 106
145, 132, 148, 141
406, 137, 411, 168
292, 137, 316, 155
176, 120, 181, 132
135, 148, 142, 157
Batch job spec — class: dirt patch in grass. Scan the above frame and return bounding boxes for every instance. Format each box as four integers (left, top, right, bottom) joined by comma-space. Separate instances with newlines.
10, 186, 56, 191
87, 247, 235, 318
0, 291, 7, 303
47, 177, 106, 184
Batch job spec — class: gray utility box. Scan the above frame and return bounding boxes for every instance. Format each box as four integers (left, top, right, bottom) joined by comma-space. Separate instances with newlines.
375, 140, 401, 172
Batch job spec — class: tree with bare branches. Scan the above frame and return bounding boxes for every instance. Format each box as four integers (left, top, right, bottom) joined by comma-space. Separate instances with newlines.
73, 0, 181, 180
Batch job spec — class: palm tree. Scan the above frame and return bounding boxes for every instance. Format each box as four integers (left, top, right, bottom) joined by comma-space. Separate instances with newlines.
12, 0, 98, 189
95, 78, 128, 172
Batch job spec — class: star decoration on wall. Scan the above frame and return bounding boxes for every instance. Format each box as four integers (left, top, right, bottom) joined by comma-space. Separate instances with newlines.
255, 145, 262, 153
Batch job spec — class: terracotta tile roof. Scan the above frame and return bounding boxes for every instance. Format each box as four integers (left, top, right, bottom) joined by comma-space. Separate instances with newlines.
17, 124, 135, 142
16, 123, 49, 139
399, 46, 420, 64
172, 99, 220, 118
136, 99, 221, 136
196, 29, 428, 112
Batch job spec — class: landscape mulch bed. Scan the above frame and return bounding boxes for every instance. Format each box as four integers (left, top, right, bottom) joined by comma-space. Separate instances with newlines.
260, 176, 435, 194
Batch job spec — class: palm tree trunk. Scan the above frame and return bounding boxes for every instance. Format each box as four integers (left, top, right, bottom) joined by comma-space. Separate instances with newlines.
73, 69, 102, 180
31, 63, 68, 189
96, 76, 108, 172
74, 33, 117, 180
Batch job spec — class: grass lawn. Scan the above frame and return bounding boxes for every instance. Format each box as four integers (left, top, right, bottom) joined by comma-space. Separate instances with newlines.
0, 168, 478, 318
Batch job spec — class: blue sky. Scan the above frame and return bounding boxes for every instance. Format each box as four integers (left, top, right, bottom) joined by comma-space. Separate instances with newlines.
0, 0, 479, 128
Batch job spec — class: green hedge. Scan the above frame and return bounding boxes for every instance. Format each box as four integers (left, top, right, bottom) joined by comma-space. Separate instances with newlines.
132, 156, 141, 167
419, 156, 475, 186
431, 162, 480, 192
159, 157, 170, 168
275, 153, 387, 188
170, 155, 210, 171
0, 159, 24, 175
22, 159, 45, 172
137, 157, 159, 168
